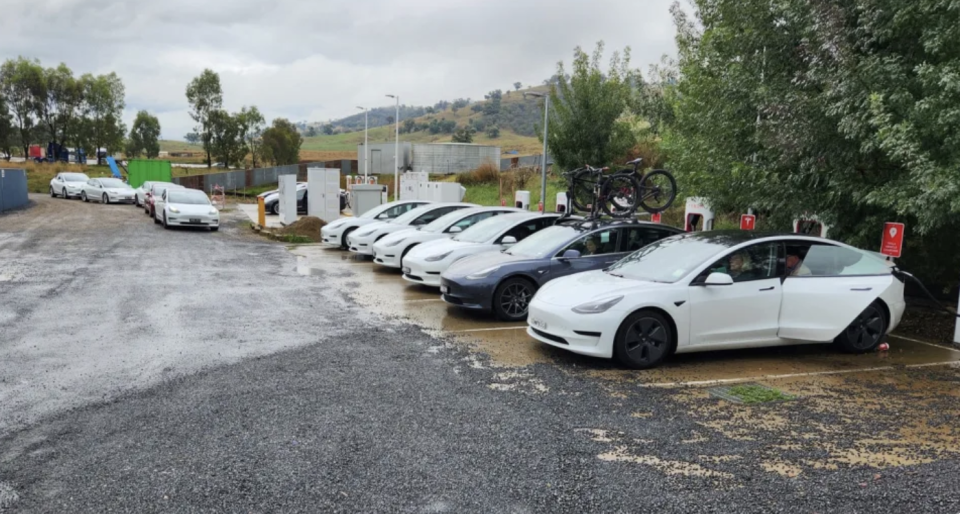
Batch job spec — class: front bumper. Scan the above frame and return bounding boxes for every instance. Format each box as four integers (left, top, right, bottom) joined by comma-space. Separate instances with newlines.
372, 243, 403, 268
64, 187, 82, 198
110, 194, 135, 203
347, 233, 377, 255
402, 259, 442, 287
320, 226, 346, 247
439, 276, 493, 311
526, 301, 613, 358
166, 215, 220, 227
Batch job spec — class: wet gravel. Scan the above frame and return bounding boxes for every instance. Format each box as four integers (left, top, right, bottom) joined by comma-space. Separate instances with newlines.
2, 195, 960, 513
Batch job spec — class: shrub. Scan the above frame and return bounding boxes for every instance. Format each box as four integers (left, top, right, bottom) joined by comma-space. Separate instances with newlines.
456, 161, 500, 186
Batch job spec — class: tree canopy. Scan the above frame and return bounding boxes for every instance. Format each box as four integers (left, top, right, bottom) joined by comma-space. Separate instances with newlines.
185, 69, 223, 168
126, 110, 161, 159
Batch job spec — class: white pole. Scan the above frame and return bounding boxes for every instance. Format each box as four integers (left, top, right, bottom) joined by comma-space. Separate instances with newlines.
540, 95, 549, 214
364, 109, 369, 178
394, 96, 400, 201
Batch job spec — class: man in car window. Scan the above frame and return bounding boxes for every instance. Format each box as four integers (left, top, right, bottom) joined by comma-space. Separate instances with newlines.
786, 253, 812, 276
583, 237, 600, 256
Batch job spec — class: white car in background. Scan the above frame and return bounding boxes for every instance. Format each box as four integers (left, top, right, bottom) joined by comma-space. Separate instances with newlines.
49, 172, 90, 199
372, 206, 522, 269
156, 188, 220, 231
402, 212, 561, 287
526, 232, 906, 370
80, 177, 135, 204
144, 183, 185, 217
320, 200, 432, 249
134, 180, 175, 207
347, 202, 476, 255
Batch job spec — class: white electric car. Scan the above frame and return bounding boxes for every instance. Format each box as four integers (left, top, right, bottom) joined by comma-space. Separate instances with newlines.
320, 200, 431, 249
156, 188, 220, 231
80, 177, 135, 204
372, 206, 522, 270
526, 231, 906, 370
402, 212, 560, 287
134, 180, 174, 207
347, 202, 476, 255
49, 172, 90, 199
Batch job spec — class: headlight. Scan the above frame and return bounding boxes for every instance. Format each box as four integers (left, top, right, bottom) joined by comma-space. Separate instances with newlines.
357, 229, 376, 237
425, 251, 453, 262
386, 238, 406, 247
572, 296, 624, 314
466, 266, 500, 280
209, 209, 218, 215
169, 206, 180, 213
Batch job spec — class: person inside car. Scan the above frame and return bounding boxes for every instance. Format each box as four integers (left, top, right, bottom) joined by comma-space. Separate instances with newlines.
583, 237, 600, 256
786, 252, 813, 276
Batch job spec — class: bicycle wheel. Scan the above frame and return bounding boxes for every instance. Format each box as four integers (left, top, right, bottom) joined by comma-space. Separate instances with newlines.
570, 169, 599, 213
600, 174, 641, 218
637, 170, 677, 213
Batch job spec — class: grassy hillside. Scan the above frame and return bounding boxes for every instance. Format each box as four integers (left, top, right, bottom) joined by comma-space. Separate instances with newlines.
159, 140, 204, 153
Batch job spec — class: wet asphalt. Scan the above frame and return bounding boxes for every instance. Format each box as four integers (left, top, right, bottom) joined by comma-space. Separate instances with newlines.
2, 195, 960, 513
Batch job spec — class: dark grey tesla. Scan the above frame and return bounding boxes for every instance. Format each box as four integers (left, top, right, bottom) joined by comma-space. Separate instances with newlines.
439, 219, 683, 321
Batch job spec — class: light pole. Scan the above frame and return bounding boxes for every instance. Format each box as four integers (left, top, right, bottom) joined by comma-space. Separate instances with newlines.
386, 94, 400, 201
356, 106, 368, 177
524, 91, 550, 214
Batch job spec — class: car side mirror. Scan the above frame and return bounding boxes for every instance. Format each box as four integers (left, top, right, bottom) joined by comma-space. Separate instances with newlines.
501, 236, 517, 246
703, 272, 734, 286
560, 249, 581, 260
449, 226, 463, 234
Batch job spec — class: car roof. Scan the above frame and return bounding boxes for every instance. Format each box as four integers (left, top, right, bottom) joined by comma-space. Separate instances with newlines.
499, 212, 557, 221
669, 230, 829, 245
556, 218, 685, 234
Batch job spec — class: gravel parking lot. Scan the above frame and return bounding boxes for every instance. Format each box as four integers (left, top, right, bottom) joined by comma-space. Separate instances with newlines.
3, 194, 960, 513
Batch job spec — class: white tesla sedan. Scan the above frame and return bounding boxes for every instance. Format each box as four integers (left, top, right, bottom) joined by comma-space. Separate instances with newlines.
134, 180, 174, 207
156, 188, 220, 231
49, 172, 90, 199
527, 231, 906, 370
372, 206, 522, 269
347, 202, 476, 255
80, 177, 135, 204
320, 200, 432, 249
402, 212, 560, 287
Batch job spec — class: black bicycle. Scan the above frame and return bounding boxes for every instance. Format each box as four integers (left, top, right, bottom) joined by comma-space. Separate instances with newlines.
565, 158, 677, 217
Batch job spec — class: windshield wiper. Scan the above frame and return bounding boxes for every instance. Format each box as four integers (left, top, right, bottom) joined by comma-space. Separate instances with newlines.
605, 270, 624, 277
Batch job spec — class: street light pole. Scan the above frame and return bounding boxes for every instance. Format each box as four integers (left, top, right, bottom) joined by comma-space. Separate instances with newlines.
356, 106, 368, 177
525, 91, 551, 214
386, 94, 400, 201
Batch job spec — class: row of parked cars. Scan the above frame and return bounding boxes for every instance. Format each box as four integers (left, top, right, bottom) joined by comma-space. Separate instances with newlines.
320, 199, 907, 370
49, 172, 220, 231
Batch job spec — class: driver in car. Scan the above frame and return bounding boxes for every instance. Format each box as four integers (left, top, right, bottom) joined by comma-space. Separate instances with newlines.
583, 237, 600, 256
786, 253, 813, 276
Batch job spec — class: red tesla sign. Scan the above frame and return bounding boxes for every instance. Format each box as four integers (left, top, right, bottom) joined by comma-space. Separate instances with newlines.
740, 214, 756, 231
650, 213, 662, 224
881, 222, 905, 258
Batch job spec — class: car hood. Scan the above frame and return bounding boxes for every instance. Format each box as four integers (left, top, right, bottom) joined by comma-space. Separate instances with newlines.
534, 270, 673, 307
377, 228, 425, 246
442, 250, 536, 278
169, 203, 216, 215
354, 221, 391, 234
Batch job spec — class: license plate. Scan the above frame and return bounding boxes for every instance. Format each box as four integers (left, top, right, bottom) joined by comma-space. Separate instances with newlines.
190, 218, 201, 223
530, 318, 547, 330
440, 285, 448, 293
402, 267, 411, 274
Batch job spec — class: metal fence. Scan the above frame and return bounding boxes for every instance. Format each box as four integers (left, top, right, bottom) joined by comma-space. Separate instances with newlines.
172, 161, 359, 193
0, 168, 28, 213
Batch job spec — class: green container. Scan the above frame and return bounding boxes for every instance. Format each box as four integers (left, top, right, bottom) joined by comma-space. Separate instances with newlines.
127, 160, 173, 188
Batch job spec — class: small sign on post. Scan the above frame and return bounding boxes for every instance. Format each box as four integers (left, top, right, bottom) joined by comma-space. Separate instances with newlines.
650, 212, 662, 224
880, 222, 905, 258
740, 214, 756, 231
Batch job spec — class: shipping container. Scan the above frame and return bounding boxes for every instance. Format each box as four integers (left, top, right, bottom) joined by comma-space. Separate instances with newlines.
127, 160, 173, 188
356, 142, 412, 175
410, 143, 501, 175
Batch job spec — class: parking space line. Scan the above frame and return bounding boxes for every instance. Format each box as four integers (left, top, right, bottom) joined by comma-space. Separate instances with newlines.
638, 360, 960, 389
888, 334, 960, 353
404, 298, 445, 303
450, 326, 527, 333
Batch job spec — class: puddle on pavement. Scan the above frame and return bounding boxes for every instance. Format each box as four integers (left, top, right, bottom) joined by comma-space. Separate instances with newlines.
292, 245, 960, 478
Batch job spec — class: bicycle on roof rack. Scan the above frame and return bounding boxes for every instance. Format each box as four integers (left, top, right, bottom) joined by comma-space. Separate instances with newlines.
561, 158, 677, 220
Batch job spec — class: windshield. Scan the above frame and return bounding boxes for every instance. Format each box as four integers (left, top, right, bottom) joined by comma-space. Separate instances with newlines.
506, 226, 579, 258
606, 234, 733, 282
167, 190, 211, 205
453, 214, 521, 243
153, 185, 179, 195
390, 206, 432, 225
100, 178, 128, 188
62, 173, 88, 182
421, 209, 477, 233
360, 202, 399, 219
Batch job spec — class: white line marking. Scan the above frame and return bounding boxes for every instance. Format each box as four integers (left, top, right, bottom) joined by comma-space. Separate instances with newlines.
404, 298, 444, 303
888, 334, 960, 353
639, 360, 960, 388
451, 326, 527, 333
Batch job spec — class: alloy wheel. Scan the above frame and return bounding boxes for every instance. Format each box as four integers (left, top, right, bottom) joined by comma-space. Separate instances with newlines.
623, 316, 669, 365
845, 305, 884, 351
499, 283, 532, 317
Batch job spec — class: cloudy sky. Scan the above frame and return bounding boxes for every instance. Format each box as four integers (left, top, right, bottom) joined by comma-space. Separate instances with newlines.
1, 0, 679, 140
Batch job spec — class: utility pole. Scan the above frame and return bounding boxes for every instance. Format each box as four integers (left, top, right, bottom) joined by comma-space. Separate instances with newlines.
356, 106, 368, 177
524, 91, 551, 214
386, 94, 400, 200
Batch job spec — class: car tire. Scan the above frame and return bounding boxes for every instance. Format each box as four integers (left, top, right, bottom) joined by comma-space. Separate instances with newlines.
62, 188, 68, 199
210, 227, 219, 232
340, 227, 357, 250
134, 196, 140, 207
49, 187, 56, 197
399, 244, 418, 268
834, 301, 887, 353
492, 277, 537, 322
102, 193, 109, 204
163, 213, 170, 229
81, 192, 88, 202
613, 309, 674, 370
154, 211, 160, 224
271, 203, 280, 215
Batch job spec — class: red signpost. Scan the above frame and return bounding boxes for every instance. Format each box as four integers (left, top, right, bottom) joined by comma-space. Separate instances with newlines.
880, 222, 905, 258
651, 212, 662, 224
740, 214, 756, 231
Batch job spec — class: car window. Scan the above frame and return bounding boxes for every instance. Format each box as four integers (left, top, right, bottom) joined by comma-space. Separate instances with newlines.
386, 203, 420, 217
296, 189, 306, 200
560, 229, 621, 257
414, 206, 459, 225
446, 211, 501, 232
618, 227, 675, 253
702, 242, 780, 283
498, 219, 541, 243
786, 242, 891, 277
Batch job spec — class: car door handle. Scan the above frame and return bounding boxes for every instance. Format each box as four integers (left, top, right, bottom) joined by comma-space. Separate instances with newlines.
759, 286, 775, 291
851, 287, 873, 291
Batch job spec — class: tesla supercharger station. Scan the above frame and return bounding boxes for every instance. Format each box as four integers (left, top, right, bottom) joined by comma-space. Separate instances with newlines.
400, 172, 428, 201
556, 192, 568, 213
793, 217, 830, 238
515, 190, 531, 210
308, 167, 341, 222
684, 197, 714, 231
278, 174, 297, 226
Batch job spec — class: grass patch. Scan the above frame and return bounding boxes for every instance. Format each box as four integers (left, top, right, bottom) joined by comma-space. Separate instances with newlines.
1, 161, 114, 194
277, 234, 313, 244
710, 384, 796, 404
